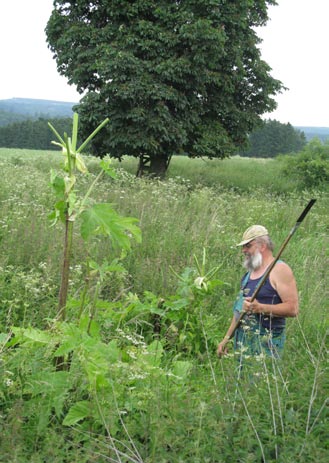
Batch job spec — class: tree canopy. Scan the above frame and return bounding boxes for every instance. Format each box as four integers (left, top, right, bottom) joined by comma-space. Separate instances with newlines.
241, 119, 307, 158
46, 0, 282, 176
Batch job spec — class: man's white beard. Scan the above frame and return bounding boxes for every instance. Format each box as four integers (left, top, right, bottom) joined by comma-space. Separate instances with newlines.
243, 251, 263, 271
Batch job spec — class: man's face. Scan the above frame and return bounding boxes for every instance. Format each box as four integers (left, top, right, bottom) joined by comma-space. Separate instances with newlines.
242, 240, 262, 271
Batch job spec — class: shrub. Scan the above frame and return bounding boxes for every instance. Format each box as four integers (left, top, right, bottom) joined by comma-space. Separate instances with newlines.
280, 138, 329, 189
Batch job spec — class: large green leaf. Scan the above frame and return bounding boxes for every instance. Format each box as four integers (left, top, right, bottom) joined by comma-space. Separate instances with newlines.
50, 169, 65, 198
22, 371, 72, 430
80, 203, 141, 249
11, 326, 54, 344
63, 400, 92, 426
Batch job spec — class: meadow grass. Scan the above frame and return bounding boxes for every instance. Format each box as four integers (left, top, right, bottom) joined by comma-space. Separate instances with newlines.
88, 153, 300, 194
0, 148, 328, 462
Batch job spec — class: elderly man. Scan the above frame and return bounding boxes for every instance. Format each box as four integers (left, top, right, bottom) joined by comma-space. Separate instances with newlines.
217, 225, 299, 359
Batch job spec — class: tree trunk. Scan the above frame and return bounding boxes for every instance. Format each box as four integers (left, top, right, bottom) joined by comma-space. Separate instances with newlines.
136, 154, 172, 178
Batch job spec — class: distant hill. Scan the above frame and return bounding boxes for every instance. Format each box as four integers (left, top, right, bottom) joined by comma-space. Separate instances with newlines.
295, 126, 329, 142
0, 98, 77, 126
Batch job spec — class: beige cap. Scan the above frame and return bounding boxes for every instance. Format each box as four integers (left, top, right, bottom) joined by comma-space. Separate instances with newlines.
236, 225, 268, 246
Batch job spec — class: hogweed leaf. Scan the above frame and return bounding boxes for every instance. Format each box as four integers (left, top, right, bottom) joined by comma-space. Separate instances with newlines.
80, 203, 141, 249
50, 170, 65, 198
48, 200, 67, 224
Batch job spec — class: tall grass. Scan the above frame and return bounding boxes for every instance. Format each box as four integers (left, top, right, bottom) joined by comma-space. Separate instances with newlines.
100, 153, 302, 193
0, 148, 328, 462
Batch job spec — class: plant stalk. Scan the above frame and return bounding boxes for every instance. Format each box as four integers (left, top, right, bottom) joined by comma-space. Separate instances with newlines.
57, 211, 74, 321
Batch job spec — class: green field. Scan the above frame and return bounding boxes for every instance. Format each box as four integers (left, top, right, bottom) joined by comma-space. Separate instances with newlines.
0, 148, 328, 462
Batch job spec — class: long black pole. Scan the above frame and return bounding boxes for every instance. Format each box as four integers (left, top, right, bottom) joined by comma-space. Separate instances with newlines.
228, 199, 316, 340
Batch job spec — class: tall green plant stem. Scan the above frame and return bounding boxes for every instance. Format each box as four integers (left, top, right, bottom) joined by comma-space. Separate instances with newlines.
57, 212, 74, 321
87, 282, 100, 335
57, 133, 74, 322
77, 261, 91, 321
48, 115, 110, 322
58, 170, 106, 322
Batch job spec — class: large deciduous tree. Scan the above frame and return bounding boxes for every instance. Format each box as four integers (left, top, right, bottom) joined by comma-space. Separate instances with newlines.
46, 0, 282, 177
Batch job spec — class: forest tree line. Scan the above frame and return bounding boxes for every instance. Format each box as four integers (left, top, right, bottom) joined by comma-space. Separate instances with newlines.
0, 116, 307, 157
0, 110, 29, 127
0, 117, 73, 151
240, 119, 307, 157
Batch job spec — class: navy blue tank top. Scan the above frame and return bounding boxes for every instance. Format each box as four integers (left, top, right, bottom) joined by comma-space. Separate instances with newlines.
242, 272, 285, 330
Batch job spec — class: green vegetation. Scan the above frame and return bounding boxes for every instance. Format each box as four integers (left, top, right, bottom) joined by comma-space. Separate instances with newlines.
0, 99, 77, 150
280, 138, 329, 189
0, 110, 28, 127
241, 119, 307, 158
0, 148, 328, 462
46, 0, 282, 176
0, 117, 74, 150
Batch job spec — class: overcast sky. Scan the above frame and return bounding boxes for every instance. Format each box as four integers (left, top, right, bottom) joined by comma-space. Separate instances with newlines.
1, 0, 328, 127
